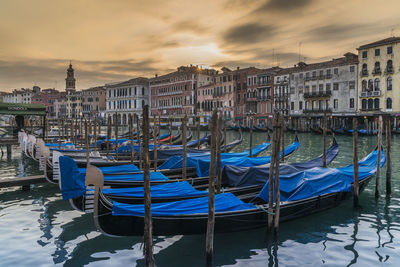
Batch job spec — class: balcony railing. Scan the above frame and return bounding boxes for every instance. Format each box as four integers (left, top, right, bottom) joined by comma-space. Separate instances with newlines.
303, 90, 332, 98
325, 74, 332, 79
318, 75, 325, 80
360, 90, 381, 97
158, 90, 183, 96
257, 96, 271, 101
304, 108, 332, 113
372, 68, 382, 75
360, 70, 368, 77
360, 107, 380, 111
385, 67, 393, 74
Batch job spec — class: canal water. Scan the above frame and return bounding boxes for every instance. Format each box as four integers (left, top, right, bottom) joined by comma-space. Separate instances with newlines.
0, 131, 399, 266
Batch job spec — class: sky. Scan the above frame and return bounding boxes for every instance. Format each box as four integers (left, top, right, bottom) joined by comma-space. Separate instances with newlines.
0, 0, 399, 91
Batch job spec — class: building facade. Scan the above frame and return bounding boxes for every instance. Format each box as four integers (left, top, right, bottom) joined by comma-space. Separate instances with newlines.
106, 77, 149, 124
3, 88, 35, 104
150, 65, 217, 117
357, 37, 400, 114
31, 88, 66, 118
197, 67, 235, 119
82, 86, 107, 119
276, 53, 358, 119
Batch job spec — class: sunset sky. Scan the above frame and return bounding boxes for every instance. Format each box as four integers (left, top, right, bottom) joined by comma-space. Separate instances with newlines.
1, 0, 399, 91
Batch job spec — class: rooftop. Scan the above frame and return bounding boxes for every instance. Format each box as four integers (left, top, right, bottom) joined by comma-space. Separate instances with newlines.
358, 37, 400, 50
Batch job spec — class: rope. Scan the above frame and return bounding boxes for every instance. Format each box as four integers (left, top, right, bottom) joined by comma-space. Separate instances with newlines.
257, 205, 275, 215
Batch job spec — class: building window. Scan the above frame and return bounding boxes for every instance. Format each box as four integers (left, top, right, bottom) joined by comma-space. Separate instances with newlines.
362, 99, 367, 110
350, 66, 355, 72
299, 101, 303, 110
374, 78, 380, 91
350, 98, 354, 109
312, 71, 316, 78
387, 98, 392, 110
299, 73, 303, 79
291, 102, 294, 110
362, 51, 368, 59
333, 83, 339, 90
368, 99, 373, 109
362, 80, 367, 91
375, 48, 380, 57
326, 83, 331, 91
387, 77, 393, 90
349, 81, 355, 89
334, 68, 338, 75
334, 99, 338, 109
319, 100, 323, 110
387, 60, 393, 73
319, 84, 323, 92
374, 62, 381, 73
387, 46, 393, 55
374, 98, 380, 109
362, 64, 368, 75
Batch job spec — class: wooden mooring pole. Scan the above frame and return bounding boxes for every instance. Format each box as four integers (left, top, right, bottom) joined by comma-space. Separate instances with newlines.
85, 119, 90, 164
142, 105, 154, 266
274, 115, 282, 234
223, 113, 227, 153
268, 112, 280, 231
386, 118, 392, 195
106, 115, 111, 156
169, 116, 172, 145
137, 114, 142, 170
353, 117, 359, 206
93, 118, 97, 152
129, 114, 134, 164
197, 116, 201, 150
153, 115, 158, 171
375, 115, 382, 198
206, 109, 217, 266
249, 117, 253, 157
323, 113, 327, 167
115, 114, 119, 160
216, 112, 222, 193
182, 115, 187, 180
281, 118, 285, 161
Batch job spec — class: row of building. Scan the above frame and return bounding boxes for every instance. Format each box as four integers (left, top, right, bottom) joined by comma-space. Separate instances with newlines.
1, 36, 399, 126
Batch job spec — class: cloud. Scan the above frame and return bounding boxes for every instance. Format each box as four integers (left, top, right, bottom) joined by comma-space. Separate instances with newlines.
172, 20, 208, 34
223, 23, 276, 45
254, 0, 314, 13
0, 58, 165, 91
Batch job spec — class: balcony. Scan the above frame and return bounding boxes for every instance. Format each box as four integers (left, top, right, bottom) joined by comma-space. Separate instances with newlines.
257, 96, 271, 101
311, 76, 318, 80
360, 107, 380, 111
304, 108, 332, 113
158, 90, 183, 96
385, 67, 394, 74
360, 70, 368, 77
303, 90, 332, 98
372, 68, 382, 75
359, 90, 381, 97
325, 74, 332, 79
318, 75, 325, 80
305, 76, 311, 81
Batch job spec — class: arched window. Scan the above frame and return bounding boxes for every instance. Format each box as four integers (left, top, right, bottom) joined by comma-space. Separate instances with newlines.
387, 60, 393, 73
362, 63, 368, 74
374, 62, 381, 73
387, 77, 393, 90
362, 80, 367, 92
387, 98, 392, 109
374, 98, 380, 109
368, 79, 373, 91
374, 78, 380, 91
368, 99, 373, 109
362, 99, 367, 110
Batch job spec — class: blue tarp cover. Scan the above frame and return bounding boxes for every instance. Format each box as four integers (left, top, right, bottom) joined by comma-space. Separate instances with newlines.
103, 181, 207, 198
78, 164, 141, 174
222, 140, 339, 187
159, 141, 299, 177
257, 148, 386, 203
46, 143, 74, 147
59, 156, 169, 200
117, 133, 171, 153
112, 192, 255, 216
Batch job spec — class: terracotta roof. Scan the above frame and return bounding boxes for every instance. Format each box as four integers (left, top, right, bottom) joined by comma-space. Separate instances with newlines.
358, 37, 400, 50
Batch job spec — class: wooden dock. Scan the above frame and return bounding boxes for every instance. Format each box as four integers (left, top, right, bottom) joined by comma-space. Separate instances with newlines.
0, 175, 46, 188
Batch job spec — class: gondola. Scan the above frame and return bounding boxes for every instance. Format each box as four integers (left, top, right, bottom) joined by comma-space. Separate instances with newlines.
69, 138, 338, 212
90, 146, 385, 236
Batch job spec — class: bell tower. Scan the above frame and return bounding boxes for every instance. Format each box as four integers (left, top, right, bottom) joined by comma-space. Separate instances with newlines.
65, 61, 76, 93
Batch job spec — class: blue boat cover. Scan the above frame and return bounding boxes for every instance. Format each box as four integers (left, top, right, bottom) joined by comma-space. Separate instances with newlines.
78, 164, 141, 174
46, 143, 74, 147
159, 141, 299, 177
59, 156, 169, 200
117, 133, 171, 153
103, 181, 207, 198
222, 140, 339, 187
112, 192, 256, 216
257, 148, 386, 203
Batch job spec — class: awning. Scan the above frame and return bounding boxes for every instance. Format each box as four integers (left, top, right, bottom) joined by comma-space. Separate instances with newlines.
0, 103, 46, 116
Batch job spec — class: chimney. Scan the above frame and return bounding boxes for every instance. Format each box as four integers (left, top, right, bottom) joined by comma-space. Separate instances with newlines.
237, 66, 240, 70
155, 74, 158, 77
